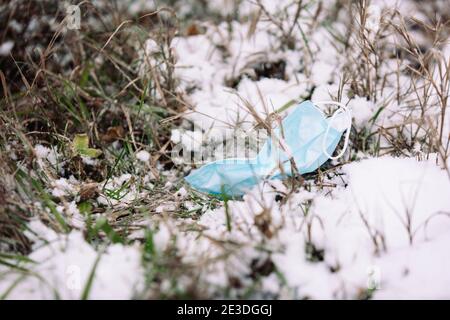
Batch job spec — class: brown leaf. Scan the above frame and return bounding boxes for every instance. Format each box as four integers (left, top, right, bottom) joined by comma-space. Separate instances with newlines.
254, 208, 273, 238
101, 126, 125, 143
86, 98, 104, 110
186, 23, 200, 36
79, 183, 99, 201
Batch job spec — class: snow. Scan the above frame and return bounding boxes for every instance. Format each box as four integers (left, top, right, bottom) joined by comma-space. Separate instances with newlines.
155, 203, 176, 213
169, 16, 311, 137
34, 144, 60, 167
342, 157, 450, 248
302, 156, 450, 298
34, 144, 50, 159
0, 222, 143, 299
81, 156, 98, 166
135, 150, 150, 162
51, 178, 76, 197
348, 97, 376, 129
57, 201, 84, 229
373, 232, 450, 299
310, 61, 335, 86
144, 156, 450, 299
97, 174, 145, 207
175, 187, 188, 199
0, 41, 14, 56
171, 128, 204, 152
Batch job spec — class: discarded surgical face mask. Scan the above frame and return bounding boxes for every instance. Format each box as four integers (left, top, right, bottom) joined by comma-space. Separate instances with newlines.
185, 100, 352, 197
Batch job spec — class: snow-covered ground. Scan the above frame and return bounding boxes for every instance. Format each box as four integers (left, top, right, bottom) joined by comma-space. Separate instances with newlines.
2, 0, 450, 299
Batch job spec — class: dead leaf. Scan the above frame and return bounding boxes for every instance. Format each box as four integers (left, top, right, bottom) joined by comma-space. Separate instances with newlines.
186, 23, 200, 36
79, 183, 99, 201
101, 126, 125, 143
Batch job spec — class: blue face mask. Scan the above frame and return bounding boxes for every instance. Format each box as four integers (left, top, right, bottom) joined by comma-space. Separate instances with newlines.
185, 100, 352, 197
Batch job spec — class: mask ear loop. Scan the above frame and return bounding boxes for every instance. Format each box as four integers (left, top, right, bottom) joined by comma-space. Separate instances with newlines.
314, 100, 352, 160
